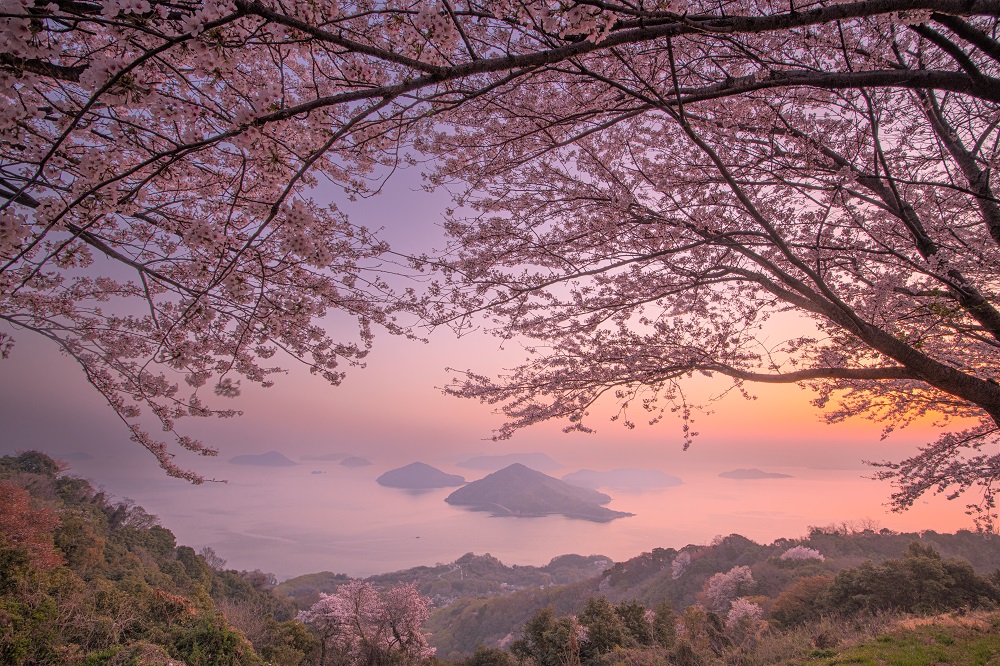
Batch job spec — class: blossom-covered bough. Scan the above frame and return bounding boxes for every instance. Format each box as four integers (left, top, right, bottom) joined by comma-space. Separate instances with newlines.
3, 1, 1000, 521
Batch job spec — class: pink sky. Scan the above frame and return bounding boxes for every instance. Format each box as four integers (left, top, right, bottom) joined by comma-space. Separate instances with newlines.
0, 167, 980, 577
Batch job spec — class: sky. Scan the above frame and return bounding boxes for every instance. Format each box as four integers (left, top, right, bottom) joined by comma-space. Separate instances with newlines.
0, 167, 979, 579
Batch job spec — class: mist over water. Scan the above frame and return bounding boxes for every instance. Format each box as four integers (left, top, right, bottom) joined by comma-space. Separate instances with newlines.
1, 299, 976, 581
54, 456, 971, 580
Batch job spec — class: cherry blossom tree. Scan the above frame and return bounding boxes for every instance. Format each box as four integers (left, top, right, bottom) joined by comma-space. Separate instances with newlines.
700, 566, 755, 614
4, 0, 1000, 519
0, 0, 430, 480
780, 546, 824, 562
419, 0, 1000, 523
724, 598, 765, 651
297, 580, 434, 666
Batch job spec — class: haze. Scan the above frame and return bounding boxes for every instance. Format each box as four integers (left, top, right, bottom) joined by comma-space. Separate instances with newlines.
0, 171, 973, 580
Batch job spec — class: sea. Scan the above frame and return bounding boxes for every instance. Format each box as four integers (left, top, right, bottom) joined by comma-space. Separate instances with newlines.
77, 458, 974, 580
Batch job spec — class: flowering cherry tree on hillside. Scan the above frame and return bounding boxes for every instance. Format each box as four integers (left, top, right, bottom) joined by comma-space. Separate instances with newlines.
298, 580, 434, 666
3, 0, 1000, 518
780, 546, 825, 562
700, 566, 755, 614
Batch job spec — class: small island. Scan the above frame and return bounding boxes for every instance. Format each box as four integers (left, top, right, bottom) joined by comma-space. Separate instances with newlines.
719, 468, 793, 479
340, 456, 373, 467
229, 451, 297, 467
445, 463, 634, 522
456, 453, 562, 472
562, 468, 682, 491
377, 462, 466, 489
301, 452, 349, 461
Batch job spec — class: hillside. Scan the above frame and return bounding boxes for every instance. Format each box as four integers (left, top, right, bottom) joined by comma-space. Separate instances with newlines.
276, 552, 613, 608
800, 612, 1000, 665
0, 451, 316, 665
719, 467, 793, 479
10, 450, 1000, 666
445, 463, 634, 522
425, 528, 1000, 658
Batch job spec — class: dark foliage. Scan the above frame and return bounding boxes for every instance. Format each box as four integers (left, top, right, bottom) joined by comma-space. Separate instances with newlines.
825, 542, 1000, 615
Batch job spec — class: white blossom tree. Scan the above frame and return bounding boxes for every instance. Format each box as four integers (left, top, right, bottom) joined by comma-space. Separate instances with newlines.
780, 546, 825, 562
725, 598, 765, 651
297, 580, 434, 666
700, 566, 755, 614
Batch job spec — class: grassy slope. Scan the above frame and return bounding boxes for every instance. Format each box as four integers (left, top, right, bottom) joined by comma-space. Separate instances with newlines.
800, 613, 1000, 666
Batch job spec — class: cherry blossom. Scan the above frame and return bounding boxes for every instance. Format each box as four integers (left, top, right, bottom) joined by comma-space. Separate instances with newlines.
4, 0, 1000, 515
701, 566, 755, 614
780, 546, 825, 562
298, 580, 434, 666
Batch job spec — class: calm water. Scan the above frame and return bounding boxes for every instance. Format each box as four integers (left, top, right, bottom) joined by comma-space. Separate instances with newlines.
80, 458, 972, 579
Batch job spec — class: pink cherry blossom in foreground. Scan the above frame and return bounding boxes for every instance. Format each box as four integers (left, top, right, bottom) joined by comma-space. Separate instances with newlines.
2, 1, 1000, 523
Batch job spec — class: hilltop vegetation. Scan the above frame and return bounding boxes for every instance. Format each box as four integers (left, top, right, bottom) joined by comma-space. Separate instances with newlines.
426, 528, 1000, 657
277, 552, 612, 609
6, 450, 1000, 666
0, 452, 315, 665
429, 542, 1000, 665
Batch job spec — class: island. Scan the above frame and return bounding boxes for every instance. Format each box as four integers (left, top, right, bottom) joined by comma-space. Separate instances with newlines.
377, 462, 466, 489
719, 468, 793, 479
562, 468, 683, 491
228, 451, 297, 466
456, 452, 562, 472
340, 456, 373, 467
445, 463, 634, 522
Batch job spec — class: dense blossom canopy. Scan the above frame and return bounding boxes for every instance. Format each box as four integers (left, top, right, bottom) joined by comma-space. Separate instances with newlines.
2, 0, 1000, 517
298, 581, 434, 665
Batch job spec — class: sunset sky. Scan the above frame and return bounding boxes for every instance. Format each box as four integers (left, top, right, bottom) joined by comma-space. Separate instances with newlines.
0, 167, 978, 579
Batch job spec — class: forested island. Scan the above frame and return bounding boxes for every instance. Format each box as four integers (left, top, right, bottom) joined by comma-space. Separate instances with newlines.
6, 451, 1000, 666
444, 463, 635, 522
376, 462, 466, 489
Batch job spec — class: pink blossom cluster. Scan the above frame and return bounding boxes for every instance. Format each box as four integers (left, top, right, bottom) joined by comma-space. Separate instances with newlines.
780, 546, 825, 561
671, 551, 692, 580
725, 598, 765, 648
299, 581, 435, 663
700, 566, 755, 614
4, 0, 1000, 505
0, 209, 28, 257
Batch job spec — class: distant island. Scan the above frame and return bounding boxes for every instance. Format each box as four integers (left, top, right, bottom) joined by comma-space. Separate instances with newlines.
340, 456, 373, 467
562, 468, 683, 491
229, 451, 297, 466
719, 468, 793, 479
301, 452, 349, 461
445, 463, 634, 522
59, 451, 94, 462
456, 453, 562, 472
377, 462, 466, 489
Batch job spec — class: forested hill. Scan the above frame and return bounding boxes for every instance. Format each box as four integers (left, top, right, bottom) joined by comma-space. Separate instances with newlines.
0, 452, 316, 665
276, 552, 613, 608
426, 528, 1000, 657
7, 449, 1000, 665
